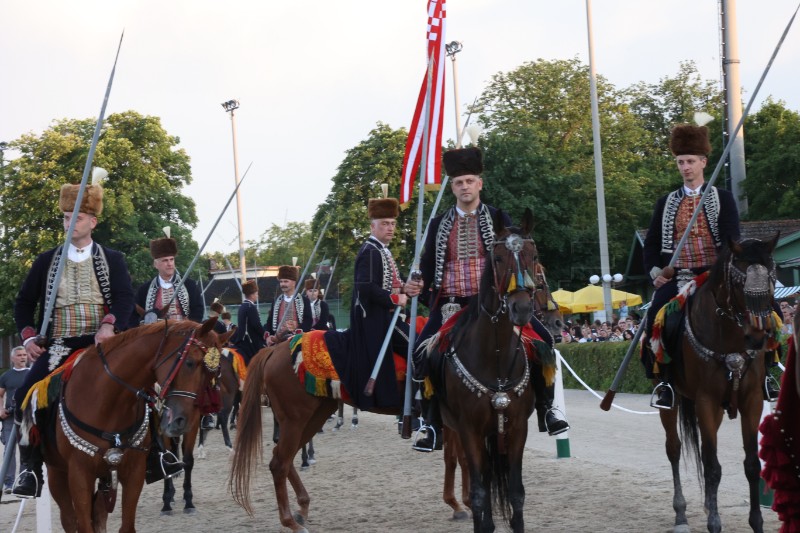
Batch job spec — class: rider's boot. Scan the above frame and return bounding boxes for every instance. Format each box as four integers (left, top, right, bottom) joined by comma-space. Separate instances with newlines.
650, 363, 674, 409
145, 437, 184, 484
532, 364, 569, 436
12, 441, 43, 498
413, 397, 443, 452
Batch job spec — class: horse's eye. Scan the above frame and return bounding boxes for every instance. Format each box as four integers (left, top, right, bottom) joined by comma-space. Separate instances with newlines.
494, 256, 503, 263
185, 358, 197, 370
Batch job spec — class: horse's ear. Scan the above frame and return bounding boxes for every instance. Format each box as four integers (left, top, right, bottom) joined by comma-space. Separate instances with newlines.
135, 304, 146, 318
729, 237, 742, 256
199, 316, 219, 337
520, 208, 534, 236
767, 231, 781, 253
493, 209, 507, 234
219, 329, 235, 345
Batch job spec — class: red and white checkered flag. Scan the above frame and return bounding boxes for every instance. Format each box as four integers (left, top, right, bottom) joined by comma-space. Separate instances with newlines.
399, 0, 447, 207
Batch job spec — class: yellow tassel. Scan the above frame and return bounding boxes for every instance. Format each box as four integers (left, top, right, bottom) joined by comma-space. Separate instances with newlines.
508, 275, 517, 292
423, 377, 434, 399
542, 364, 556, 387
315, 376, 327, 397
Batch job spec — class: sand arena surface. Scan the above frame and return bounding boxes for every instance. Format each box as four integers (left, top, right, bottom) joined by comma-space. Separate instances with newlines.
1, 390, 782, 532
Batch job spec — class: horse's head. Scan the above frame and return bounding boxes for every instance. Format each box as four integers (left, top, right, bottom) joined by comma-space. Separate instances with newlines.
489, 208, 538, 327
723, 234, 779, 351
155, 318, 235, 437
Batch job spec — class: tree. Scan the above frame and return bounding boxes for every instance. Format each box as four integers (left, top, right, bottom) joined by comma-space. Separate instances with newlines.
0, 111, 198, 335
741, 98, 800, 219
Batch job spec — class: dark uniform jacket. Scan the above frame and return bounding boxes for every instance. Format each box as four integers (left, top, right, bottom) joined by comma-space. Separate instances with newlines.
310, 299, 331, 331
230, 299, 265, 363
265, 294, 312, 336
131, 274, 205, 326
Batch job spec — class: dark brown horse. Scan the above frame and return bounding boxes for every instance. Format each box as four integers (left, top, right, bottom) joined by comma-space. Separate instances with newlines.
432, 209, 539, 533
27, 318, 230, 533
160, 348, 238, 515
440, 259, 564, 524
659, 236, 778, 533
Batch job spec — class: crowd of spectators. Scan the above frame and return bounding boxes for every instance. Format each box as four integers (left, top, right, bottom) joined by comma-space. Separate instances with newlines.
780, 299, 796, 336
560, 315, 640, 344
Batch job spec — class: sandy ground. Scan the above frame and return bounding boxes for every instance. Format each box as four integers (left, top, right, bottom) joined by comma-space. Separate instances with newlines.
0, 389, 782, 533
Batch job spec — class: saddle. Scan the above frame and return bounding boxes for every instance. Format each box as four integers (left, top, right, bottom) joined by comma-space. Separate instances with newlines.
650, 272, 709, 371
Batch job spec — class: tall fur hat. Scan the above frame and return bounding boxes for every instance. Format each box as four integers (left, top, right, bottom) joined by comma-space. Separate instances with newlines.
59, 167, 109, 216
443, 146, 483, 178
220, 311, 231, 320
669, 124, 711, 157
242, 279, 258, 296
368, 183, 399, 219
304, 278, 319, 291
150, 226, 178, 259
209, 300, 225, 315
277, 265, 299, 281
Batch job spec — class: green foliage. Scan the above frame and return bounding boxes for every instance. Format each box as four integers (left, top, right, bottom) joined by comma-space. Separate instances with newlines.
558, 342, 652, 394
741, 98, 800, 220
0, 111, 197, 335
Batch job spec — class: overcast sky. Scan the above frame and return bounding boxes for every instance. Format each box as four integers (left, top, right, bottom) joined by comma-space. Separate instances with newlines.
2, 1, 798, 254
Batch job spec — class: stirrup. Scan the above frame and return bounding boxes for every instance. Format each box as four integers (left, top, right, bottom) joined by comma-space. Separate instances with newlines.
11, 469, 42, 499
160, 450, 184, 479
649, 382, 675, 410
765, 375, 780, 402
412, 423, 439, 452
544, 407, 570, 436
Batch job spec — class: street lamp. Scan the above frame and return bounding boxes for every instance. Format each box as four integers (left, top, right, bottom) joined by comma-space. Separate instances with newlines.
589, 273, 623, 321
444, 41, 464, 147
221, 99, 247, 286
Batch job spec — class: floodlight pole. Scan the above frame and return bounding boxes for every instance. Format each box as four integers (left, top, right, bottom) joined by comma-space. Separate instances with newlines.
222, 99, 247, 284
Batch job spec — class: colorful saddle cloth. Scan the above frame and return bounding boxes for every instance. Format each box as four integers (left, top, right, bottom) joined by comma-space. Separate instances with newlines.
288, 330, 407, 401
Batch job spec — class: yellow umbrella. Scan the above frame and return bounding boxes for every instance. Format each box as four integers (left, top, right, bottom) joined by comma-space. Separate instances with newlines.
567, 285, 643, 314
550, 289, 574, 313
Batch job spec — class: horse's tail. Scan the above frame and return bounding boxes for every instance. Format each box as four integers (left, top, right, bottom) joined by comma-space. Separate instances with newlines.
229, 348, 270, 515
677, 395, 703, 486
487, 435, 512, 523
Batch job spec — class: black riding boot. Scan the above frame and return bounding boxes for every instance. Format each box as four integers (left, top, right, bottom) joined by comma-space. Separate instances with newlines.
412, 397, 443, 452
12, 442, 43, 498
532, 365, 569, 436
651, 363, 674, 409
145, 436, 184, 484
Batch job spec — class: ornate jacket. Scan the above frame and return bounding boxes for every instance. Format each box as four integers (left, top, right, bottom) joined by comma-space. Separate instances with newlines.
132, 273, 204, 325
265, 294, 312, 336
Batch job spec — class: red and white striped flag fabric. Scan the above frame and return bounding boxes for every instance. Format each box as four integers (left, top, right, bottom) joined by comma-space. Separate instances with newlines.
399, 0, 447, 207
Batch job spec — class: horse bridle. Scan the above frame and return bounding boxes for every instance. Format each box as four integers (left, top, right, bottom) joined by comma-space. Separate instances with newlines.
483, 233, 537, 322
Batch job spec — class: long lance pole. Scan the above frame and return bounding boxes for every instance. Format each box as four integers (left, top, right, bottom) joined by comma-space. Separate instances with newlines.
0, 31, 126, 504
323, 256, 338, 298
273, 218, 330, 338
144, 162, 253, 324
224, 255, 244, 293
600, 3, 799, 411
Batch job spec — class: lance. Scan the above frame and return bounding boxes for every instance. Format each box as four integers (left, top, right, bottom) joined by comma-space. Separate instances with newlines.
0, 32, 125, 502
600, 4, 799, 411
272, 218, 330, 339
143, 161, 253, 324
323, 256, 338, 298
223, 255, 245, 294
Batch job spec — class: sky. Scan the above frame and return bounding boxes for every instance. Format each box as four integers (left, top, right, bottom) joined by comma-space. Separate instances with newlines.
2, 1, 799, 255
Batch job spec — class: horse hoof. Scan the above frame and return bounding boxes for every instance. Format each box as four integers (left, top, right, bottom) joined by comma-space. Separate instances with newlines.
183, 508, 197, 515
226, 445, 233, 452
293, 511, 306, 525
300, 465, 309, 471
160, 510, 174, 517
674, 525, 691, 533
452, 510, 470, 521
197, 446, 206, 459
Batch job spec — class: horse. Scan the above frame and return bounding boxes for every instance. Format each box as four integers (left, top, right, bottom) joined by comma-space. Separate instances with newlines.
331, 400, 358, 431
160, 347, 239, 515
25, 318, 230, 533
422, 208, 540, 533
656, 236, 779, 533
439, 256, 564, 524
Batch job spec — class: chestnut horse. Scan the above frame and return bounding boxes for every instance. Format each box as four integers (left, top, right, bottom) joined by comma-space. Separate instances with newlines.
160, 349, 238, 515
431, 208, 540, 533
441, 259, 564, 523
658, 236, 779, 533
26, 318, 230, 533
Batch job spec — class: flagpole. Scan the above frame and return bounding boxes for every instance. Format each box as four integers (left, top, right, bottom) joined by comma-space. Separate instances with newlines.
401, 52, 436, 438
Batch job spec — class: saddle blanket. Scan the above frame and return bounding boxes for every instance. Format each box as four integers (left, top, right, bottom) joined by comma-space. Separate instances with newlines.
289, 330, 407, 401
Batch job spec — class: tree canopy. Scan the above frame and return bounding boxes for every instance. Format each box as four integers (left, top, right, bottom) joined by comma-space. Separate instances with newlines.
0, 111, 198, 335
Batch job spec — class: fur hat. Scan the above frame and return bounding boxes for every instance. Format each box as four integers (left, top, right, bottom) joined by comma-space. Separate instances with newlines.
59, 184, 104, 216
210, 301, 225, 315
368, 198, 399, 219
221, 311, 231, 320
443, 146, 483, 178
669, 124, 711, 157
242, 279, 258, 296
149, 227, 177, 259
304, 279, 319, 291
59, 167, 108, 216
277, 265, 299, 282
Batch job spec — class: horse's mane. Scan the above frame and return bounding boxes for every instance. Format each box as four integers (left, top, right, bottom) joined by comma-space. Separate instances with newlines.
99, 320, 200, 353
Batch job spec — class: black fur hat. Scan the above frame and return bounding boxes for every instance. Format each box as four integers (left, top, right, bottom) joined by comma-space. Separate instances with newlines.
443, 146, 483, 178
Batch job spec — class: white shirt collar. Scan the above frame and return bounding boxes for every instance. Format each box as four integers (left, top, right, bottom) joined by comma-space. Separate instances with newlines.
67, 241, 93, 262
282, 294, 293, 303
683, 185, 703, 197
158, 276, 174, 289
456, 206, 478, 217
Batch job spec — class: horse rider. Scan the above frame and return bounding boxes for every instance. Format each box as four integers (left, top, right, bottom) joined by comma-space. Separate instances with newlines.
265, 265, 312, 345
132, 228, 204, 326
208, 300, 228, 336
642, 123, 743, 408
12, 178, 134, 498
305, 278, 331, 330
326, 189, 423, 411
230, 279, 266, 365
412, 145, 569, 452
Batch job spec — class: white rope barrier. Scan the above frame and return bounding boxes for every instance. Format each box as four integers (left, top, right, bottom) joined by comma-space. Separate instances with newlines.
557, 351, 658, 415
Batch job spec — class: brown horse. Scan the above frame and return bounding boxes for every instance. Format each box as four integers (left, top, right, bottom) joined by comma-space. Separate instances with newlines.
658, 236, 778, 533
440, 259, 564, 523
431, 209, 539, 533
29, 318, 230, 533
160, 349, 238, 515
